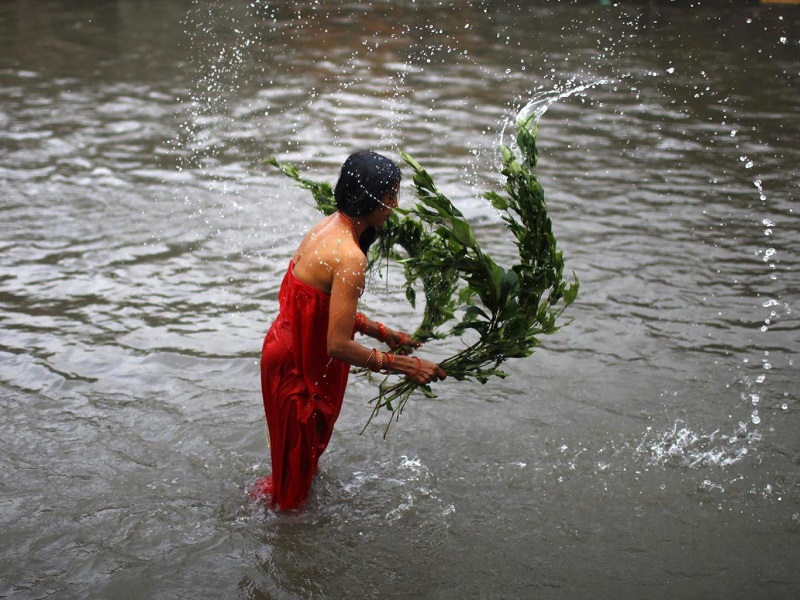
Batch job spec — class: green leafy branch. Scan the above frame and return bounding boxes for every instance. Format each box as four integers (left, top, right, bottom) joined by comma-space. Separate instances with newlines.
264, 157, 337, 215
267, 115, 578, 436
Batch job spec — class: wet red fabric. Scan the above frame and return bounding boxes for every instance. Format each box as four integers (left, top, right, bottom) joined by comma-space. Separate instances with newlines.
259, 261, 350, 510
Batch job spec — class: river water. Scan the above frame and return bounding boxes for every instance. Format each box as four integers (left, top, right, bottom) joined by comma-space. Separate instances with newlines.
1, 1, 798, 598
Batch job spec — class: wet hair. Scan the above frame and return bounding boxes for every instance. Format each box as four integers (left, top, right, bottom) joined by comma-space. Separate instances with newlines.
334, 150, 401, 253
335, 150, 401, 216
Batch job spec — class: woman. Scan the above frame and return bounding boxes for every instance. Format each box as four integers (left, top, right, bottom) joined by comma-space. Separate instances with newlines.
257, 150, 447, 510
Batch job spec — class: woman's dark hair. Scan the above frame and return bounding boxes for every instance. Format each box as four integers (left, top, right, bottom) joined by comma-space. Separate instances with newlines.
334, 150, 401, 253
335, 150, 401, 216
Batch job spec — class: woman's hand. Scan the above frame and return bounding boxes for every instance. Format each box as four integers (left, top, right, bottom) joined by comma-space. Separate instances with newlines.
385, 328, 421, 354
406, 357, 447, 386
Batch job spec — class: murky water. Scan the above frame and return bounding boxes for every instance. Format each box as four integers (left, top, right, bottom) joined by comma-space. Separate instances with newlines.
1, 1, 798, 598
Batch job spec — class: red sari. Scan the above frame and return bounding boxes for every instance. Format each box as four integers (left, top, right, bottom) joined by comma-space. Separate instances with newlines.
258, 261, 350, 510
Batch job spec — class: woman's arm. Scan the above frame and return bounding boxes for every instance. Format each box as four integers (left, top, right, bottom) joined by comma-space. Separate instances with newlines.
327, 255, 446, 385
353, 312, 421, 354
326, 253, 370, 365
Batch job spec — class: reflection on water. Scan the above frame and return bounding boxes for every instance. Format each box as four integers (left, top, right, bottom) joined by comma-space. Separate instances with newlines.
1, 1, 798, 598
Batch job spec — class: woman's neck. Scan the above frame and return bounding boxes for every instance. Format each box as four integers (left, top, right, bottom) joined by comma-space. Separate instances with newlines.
338, 211, 367, 241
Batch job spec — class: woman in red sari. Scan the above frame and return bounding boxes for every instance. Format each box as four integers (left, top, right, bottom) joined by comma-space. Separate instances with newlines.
257, 150, 447, 510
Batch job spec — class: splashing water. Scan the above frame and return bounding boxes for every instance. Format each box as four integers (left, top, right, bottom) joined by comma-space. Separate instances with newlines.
501, 79, 610, 147
636, 420, 762, 470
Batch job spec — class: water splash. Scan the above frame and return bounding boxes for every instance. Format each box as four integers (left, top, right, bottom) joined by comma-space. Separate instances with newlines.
636, 420, 762, 469
738, 148, 791, 425
335, 455, 454, 524
500, 79, 610, 148
521, 79, 609, 123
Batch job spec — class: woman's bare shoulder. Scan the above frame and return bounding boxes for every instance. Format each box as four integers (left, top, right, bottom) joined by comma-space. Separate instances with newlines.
292, 214, 365, 293
294, 214, 336, 257
329, 250, 367, 296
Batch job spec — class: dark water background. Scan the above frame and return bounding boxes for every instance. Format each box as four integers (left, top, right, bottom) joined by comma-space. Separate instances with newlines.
1, 1, 798, 598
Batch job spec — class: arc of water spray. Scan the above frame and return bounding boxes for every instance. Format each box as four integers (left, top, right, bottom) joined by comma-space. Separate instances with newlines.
500, 79, 611, 147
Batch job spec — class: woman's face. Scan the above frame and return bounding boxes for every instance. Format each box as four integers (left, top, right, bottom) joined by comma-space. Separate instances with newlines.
369, 183, 399, 227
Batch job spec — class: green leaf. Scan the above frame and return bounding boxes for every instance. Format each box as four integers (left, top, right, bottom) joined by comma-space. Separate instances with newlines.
563, 276, 580, 306
464, 305, 490, 321
421, 385, 437, 399
401, 152, 421, 171
484, 191, 509, 211
406, 286, 417, 308
451, 218, 476, 247
421, 194, 454, 218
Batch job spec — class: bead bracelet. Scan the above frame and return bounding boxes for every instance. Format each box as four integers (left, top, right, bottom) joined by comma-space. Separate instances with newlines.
370, 349, 383, 373
366, 349, 397, 374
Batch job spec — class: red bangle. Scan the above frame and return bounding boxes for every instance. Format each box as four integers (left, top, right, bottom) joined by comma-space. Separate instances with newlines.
384, 352, 394, 373
354, 312, 367, 334
395, 332, 407, 349
377, 322, 386, 343
411, 356, 422, 378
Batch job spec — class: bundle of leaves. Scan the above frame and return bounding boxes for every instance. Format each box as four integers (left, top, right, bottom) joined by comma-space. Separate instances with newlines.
267, 114, 578, 434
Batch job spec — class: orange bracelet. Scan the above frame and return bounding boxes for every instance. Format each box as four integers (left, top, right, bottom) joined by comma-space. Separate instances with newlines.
411, 356, 422, 378
392, 332, 408, 350
377, 322, 386, 343
384, 352, 394, 373
354, 312, 367, 334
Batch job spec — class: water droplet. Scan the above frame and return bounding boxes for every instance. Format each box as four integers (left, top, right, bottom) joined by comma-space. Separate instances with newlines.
751, 410, 760, 425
